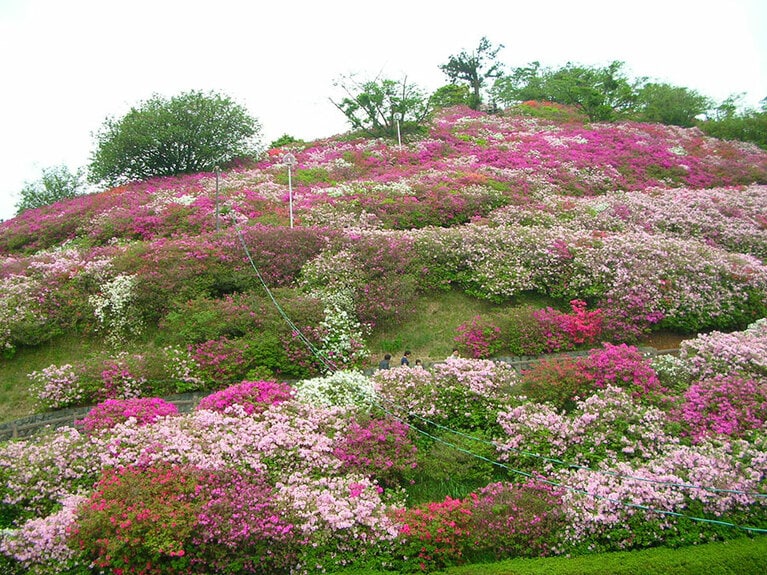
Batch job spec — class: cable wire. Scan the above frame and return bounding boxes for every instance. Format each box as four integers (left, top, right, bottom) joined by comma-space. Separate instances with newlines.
373, 392, 767, 500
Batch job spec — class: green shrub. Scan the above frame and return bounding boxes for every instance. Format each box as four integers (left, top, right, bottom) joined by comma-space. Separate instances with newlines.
505, 305, 548, 356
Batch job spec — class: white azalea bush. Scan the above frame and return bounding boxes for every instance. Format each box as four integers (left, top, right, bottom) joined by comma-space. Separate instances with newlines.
292, 370, 376, 410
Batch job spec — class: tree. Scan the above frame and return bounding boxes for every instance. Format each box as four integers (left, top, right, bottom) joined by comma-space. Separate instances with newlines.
89, 90, 261, 186
634, 83, 711, 127
269, 134, 305, 149
439, 37, 505, 110
15, 165, 85, 215
330, 74, 430, 138
699, 96, 767, 150
491, 61, 546, 104
493, 61, 642, 121
429, 84, 473, 110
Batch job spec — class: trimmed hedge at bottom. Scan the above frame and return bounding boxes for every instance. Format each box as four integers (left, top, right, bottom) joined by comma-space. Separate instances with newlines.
335, 536, 767, 575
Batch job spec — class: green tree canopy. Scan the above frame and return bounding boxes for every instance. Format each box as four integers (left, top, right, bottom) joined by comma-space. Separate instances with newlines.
429, 84, 473, 110
698, 96, 767, 149
15, 165, 85, 215
635, 83, 711, 127
493, 60, 642, 121
330, 74, 430, 138
439, 37, 504, 110
89, 90, 261, 186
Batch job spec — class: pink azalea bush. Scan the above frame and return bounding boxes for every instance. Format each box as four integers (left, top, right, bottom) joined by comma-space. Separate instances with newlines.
195, 379, 293, 414
453, 315, 503, 358
332, 416, 418, 486
678, 318, 767, 381
532, 299, 603, 352
0, 494, 86, 572
428, 358, 518, 430
518, 344, 667, 410
189, 336, 249, 385
675, 375, 767, 442
76, 397, 179, 432
582, 343, 669, 402
28, 363, 86, 410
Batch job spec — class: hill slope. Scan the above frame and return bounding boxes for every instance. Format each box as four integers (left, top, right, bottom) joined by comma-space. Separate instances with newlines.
1, 104, 766, 416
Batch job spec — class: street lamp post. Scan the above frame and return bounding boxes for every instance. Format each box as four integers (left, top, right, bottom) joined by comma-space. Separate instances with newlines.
283, 152, 297, 228
214, 166, 220, 231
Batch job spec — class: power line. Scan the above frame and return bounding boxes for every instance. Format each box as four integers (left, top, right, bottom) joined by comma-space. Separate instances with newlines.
228, 212, 338, 374
375, 395, 767, 500
370, 394, 767, 535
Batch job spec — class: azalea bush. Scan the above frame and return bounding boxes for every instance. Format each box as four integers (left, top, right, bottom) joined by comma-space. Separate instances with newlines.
532, 299, 603, 352
332, 415, 418, 487
678, 318, 767, 380
76, 397, 179, 432
293, 370, 376, 409
429, 359, 517, 431
29, 363, 86, 410
453, 315, 503, 358
581, 343, 669, 403
391, 480, 566, 571
517, 356, 595, 412
71, 464, 203, 572
674, 375, 767, 442
391, 495, 474, 571
195, 379, 293, 414
465, 480, 565, 561
504, 305, 549, 356
188, 336, 250, 386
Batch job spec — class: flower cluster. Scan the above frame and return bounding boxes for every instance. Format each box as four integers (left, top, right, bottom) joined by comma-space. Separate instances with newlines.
675, 375, 767, 442
195, 379, 293, 414
532, 299, 603, 352
293, 370, 376, 409
453, 315, 503, 358
332, 416, 418, 486
29, 363, 86, 410
89, 273, 143, 345
76, 397, 179, 432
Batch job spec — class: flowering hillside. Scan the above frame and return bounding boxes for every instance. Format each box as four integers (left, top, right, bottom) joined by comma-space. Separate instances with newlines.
1, 104, 767, 573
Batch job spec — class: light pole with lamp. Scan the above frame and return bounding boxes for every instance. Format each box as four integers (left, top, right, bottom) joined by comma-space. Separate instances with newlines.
283, 152, 297, 228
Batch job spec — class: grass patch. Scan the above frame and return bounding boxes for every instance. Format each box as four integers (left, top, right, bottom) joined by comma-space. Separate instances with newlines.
0, 334, 103, 423
366, 289, 554, 366
336, 536, 767, 575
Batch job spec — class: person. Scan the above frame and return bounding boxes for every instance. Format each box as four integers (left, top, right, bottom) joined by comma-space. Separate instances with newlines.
414, 359, 423, 368
400, 350, 412, 367
446, 348, 460, 361
378, 354, 391, 370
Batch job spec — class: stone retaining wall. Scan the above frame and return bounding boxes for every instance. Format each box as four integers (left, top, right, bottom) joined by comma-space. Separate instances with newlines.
0, 392, 208, 442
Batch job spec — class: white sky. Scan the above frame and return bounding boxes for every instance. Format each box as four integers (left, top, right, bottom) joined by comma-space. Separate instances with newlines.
0, 0, 765, 222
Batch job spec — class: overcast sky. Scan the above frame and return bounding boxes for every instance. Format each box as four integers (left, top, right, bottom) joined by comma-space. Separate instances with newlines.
1, 0, 765, 222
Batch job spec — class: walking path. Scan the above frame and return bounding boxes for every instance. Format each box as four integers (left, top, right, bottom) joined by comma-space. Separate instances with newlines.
0, 347, 679, 442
